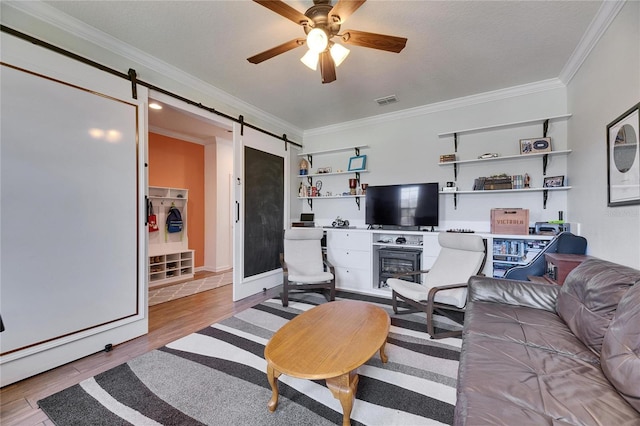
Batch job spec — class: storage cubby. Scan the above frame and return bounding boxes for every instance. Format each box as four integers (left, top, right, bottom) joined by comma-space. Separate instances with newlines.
148, 186, 194, 287
491, 237, 551, 278
148, 250, 194, 288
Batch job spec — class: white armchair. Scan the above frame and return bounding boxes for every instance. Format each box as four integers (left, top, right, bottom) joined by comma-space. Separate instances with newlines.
386, 233, 486, 339
280, 228, 335, 307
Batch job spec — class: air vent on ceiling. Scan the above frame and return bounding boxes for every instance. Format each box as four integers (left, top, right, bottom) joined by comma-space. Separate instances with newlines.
375, 95, 398, 106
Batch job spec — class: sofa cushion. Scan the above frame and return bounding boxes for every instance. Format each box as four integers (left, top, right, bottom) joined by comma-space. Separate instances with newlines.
556, 258, 640, 355
464, 301, 598, 363
455, 330, 640, 425
601, 283, 640, 413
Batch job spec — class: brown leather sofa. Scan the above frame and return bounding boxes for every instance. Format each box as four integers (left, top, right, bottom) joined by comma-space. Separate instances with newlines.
454, 257, 640, 425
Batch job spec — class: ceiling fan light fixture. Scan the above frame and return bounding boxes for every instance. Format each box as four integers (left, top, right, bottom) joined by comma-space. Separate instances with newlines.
330, 42, 350, 67
306, 27, 328, 53
300, 49, 319, 70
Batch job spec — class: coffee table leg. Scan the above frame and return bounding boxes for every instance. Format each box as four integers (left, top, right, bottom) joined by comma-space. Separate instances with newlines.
267, 363, 281, 412
379, 340, 389, 363
326, 371, 359, 426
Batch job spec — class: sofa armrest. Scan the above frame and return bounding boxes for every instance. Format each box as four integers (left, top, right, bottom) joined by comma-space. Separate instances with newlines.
468, 275, 560, 312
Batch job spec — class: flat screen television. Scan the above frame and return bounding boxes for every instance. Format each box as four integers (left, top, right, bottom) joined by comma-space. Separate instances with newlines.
365, 182, 439, 229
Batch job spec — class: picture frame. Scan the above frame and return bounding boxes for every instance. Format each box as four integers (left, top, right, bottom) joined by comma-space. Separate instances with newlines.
348, 155, 367, 171
543, 175, 564, 188
607, 102, 640, 206
520, 137, 551, 155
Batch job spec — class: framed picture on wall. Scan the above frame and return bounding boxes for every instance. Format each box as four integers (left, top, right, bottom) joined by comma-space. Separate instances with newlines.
607, 102, 640, 206
348, 155, 367, 171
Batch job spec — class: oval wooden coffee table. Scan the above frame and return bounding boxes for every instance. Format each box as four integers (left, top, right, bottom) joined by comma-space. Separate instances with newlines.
265, 300, 390, 426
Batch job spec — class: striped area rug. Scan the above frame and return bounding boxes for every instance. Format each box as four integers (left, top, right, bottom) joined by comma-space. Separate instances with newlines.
38, 291, 462, 425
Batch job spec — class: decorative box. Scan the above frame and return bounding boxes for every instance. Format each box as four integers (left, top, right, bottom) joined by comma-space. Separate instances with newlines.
491, 208, 529, 235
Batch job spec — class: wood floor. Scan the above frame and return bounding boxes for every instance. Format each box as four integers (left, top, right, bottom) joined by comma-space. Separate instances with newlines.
0, 275, 282, 426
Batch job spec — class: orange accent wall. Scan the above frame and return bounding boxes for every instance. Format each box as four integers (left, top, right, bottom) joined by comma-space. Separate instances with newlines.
149, 132, 205, 267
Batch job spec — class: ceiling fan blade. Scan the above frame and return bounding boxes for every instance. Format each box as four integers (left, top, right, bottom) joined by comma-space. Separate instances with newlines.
341, 29, 407, 53
253, 0, 311, 26
329, 0, 366, 24
319, 51, 336, 84
247, 38, 306, 64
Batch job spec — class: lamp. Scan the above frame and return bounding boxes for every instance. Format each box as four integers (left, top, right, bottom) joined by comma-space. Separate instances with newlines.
301, 28, 350, 71
329, 42, 350, 67
300, 49, 319, 70
306, 28, 328, 53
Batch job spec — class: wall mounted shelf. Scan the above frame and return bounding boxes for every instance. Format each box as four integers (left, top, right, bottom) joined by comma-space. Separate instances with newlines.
439, 186, 572, 209
437, 113, 572, 209
297, 145, 370, 211
438, 114, 572, 138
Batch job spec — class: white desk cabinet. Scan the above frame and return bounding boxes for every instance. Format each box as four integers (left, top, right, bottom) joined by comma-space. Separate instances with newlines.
326, 230, 372, 292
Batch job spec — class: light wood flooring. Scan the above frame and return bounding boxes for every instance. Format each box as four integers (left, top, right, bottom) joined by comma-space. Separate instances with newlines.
1, 273, 281, 426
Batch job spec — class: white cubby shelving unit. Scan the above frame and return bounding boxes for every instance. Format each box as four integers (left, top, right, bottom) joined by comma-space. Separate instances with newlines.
147, 186, 194, 288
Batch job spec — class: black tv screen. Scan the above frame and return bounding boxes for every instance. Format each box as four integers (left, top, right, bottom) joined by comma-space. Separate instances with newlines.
365, 182, 439, 228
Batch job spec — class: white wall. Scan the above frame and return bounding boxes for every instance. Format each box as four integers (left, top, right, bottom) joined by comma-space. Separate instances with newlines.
567, 1, 640, 268
215, 139, 234, 271
303, 85, 570, 231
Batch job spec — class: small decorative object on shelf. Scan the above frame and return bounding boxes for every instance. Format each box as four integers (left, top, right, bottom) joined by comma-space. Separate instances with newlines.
484, 174, 513, 190
316, 167, 331, 174
512, 174, 525, 189
299, 158, 309, 175
544, 175, 565, 187
478, 153, 499, 159
440, 153, 456, 163
524, 173, 531, 188
520, 137, 551, 154
442, 181, 457, 192
349, 178, 358, 195
361, 183, 368, 194
446, 229, 475, 233
331, 217, 350, 228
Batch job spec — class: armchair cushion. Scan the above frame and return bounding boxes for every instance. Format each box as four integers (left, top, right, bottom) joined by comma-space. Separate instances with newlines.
283, 228, 325, 277
288, 271, 334, 284
389, 278, 467, 308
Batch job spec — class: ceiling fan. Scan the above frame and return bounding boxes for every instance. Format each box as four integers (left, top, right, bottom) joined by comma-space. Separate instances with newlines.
247, 0, 407, 84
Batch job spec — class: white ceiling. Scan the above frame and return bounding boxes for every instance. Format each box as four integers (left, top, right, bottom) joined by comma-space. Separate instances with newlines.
34, 0, 604, 134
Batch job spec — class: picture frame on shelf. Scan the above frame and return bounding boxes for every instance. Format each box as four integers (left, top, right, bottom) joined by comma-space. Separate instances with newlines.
543, 175, 564, 188
348, 155, 367, 171
520, 137, 551, 155
607, 102, 640, 206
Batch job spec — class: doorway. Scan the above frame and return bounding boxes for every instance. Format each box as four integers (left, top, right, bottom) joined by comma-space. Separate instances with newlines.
147, 93, 234, 295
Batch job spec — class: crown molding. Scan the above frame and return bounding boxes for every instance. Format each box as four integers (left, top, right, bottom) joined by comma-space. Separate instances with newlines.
3, 1, 304, 141
559, 0, 626, 84
304, 78, 566, 137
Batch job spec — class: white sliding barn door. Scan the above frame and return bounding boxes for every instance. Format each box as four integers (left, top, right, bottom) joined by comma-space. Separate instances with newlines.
233, 126, 289, 301
0, 32, 148, 386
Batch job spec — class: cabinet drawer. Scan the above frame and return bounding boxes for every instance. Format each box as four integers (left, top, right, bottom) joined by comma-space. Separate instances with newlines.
327, 231, 371, 250
328, 248, 371, 269
334, 266, 372, 291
